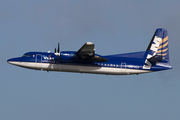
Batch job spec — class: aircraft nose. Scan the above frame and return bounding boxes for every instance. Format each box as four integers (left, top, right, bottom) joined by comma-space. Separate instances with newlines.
7, 58, 12, 63
7, 58, 15, 64
7, 57, 21, 64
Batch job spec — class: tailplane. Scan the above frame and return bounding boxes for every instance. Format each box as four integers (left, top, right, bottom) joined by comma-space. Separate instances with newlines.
143, 28, 171, 69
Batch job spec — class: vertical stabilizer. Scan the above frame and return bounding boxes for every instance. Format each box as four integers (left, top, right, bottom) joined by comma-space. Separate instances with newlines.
143, 28, 171, 69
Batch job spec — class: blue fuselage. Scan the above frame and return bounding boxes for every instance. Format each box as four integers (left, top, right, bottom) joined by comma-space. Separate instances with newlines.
7, 51, 171, 75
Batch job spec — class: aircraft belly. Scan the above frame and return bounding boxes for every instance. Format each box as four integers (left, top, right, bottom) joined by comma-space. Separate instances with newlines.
36, 63, 152, 75
48, 64, 152, 75
8, 62, 152, 75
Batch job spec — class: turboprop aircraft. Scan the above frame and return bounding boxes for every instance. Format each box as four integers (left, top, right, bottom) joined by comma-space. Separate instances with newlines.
7, 28, 172, 75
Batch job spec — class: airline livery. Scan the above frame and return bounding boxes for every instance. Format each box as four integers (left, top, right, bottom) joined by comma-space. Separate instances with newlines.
7, 28, 172, 75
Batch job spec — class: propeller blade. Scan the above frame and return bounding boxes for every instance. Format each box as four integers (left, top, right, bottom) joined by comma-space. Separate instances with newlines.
58, 43, 60, 53
55, 48, 56, 53
54, 43, 60, 63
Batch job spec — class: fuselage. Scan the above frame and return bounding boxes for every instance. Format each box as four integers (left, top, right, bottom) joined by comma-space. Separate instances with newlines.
7, 51, 171, 75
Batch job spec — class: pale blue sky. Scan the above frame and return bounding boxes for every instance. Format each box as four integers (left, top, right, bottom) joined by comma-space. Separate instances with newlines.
1, 0, 180, 120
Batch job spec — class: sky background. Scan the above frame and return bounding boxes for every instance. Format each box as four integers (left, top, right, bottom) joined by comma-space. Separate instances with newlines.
0, 0, 180, 120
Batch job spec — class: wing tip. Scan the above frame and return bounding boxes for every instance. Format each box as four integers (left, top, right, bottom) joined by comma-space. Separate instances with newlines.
86, 42, 93, 45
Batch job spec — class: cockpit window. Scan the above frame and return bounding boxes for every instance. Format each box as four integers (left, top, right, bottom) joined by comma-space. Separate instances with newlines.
22, 54, 31, 57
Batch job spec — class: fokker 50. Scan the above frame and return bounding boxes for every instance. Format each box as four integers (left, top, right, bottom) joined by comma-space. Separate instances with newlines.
7, 28, 172, 75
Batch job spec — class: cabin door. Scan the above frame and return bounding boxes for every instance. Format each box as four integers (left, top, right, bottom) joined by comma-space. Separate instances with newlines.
36, 54, 42, 67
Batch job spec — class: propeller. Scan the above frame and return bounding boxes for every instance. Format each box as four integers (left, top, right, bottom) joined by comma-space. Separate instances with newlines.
57, 43, 60, 53
54, 43, 60, 63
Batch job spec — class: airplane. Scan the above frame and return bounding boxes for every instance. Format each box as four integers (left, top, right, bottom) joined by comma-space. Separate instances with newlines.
7, 28, 172, 75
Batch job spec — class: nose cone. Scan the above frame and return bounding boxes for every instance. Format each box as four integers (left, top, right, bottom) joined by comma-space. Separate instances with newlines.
7, 58, 14, 64
7, 57, 22, 65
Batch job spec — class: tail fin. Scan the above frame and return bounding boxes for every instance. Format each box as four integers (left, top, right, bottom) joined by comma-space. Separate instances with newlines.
143, 28, 171, 69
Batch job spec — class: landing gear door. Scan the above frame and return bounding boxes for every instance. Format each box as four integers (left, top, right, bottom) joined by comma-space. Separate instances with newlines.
36, 54, 42, 67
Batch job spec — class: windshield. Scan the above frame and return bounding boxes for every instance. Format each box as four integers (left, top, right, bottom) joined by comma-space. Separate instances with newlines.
22, 54, 31, 57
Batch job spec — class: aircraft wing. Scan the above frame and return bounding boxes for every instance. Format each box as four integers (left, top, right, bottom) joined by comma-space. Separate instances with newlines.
76, 42, 95, 57
75, 42, 108, 62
